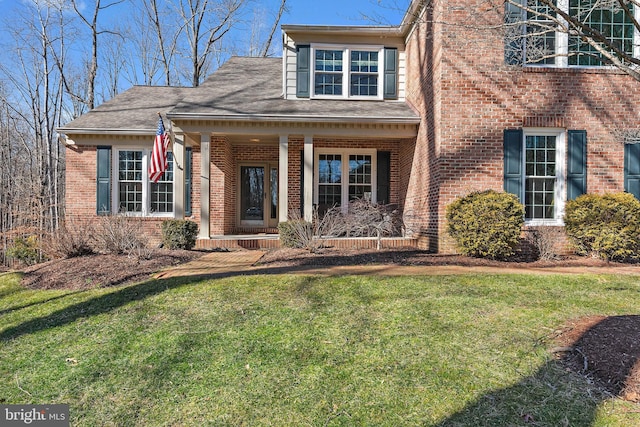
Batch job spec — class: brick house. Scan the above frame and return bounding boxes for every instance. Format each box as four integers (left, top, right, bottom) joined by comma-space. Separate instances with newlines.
58, 0, 640, 252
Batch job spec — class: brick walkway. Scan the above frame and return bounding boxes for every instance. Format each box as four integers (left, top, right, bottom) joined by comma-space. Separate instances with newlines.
154, 250, 267, 279
153, 249, 640, 279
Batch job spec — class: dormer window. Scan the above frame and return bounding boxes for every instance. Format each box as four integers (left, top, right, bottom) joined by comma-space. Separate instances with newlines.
311, 45, 383, 99
295, 44, 397, 100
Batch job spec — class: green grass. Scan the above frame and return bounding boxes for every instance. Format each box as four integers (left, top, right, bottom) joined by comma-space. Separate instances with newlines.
1, 270, 639, 426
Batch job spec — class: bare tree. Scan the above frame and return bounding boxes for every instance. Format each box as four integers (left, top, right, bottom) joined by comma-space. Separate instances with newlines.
138, 0, 181, 86
175, 0, 246, 87
260, 0, 288, 57
70, 0, 125, 109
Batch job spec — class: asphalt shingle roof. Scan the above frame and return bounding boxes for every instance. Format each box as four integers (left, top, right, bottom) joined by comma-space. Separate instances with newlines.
59, 56, 418, 134
172, 57, 419, 122
58, 86, 192, 133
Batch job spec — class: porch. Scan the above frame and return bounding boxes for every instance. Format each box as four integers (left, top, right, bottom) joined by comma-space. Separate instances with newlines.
195, 234, 419, 251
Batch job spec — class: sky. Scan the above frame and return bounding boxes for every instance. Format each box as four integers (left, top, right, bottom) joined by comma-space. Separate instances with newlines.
0, 0, 410, 26
277, 0, 409, 26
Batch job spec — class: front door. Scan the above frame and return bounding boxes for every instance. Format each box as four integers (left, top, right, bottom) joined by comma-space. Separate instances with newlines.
239, 164, 278, 228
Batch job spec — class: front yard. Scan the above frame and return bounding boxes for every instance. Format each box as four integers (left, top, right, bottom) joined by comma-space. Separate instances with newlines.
1, 269, 639, 426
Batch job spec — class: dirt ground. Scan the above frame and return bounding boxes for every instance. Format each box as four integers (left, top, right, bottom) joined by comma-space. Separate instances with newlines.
12, 246, 640, 404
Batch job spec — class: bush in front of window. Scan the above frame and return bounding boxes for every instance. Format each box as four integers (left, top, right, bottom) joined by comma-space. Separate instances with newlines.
446, 190, 525, 260
161, 219, 198, 250
94, 214, 151, 258
564, 193, 640, 262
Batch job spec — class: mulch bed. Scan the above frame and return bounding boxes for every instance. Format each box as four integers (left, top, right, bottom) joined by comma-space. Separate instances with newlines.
19, 249, 202, 291
554, 315, 640, 403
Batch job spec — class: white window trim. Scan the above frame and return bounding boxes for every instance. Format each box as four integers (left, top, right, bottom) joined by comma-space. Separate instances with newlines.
522, 128, 566, 226
112, 147, 175, 217
310, 44, 384, 100
313, 148, 378, 212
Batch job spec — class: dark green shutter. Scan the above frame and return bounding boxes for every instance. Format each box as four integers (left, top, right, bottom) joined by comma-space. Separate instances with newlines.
96, 146, 112, 215
625, 143, 640, 199
503, 129, 523, 203
567, 130, 587, 200
296, 45, 310, 98
185, 147, 192, 217
377, 151, 391, 205
383, 48, 398, 99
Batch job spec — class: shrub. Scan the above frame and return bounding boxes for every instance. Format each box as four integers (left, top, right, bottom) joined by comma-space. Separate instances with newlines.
278, 219, 313, 249
93, 214, 150, 257
525, 226, 566, 261
42, 221, 95, 259
161, 220, 198, 250
446, 190, 524, 259
7, 236, 41, 266
564, 192, 640, 262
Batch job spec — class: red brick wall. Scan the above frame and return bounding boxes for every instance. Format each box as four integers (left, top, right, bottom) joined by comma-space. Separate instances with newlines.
65, 143, 202, 247
405, 0, 640, 252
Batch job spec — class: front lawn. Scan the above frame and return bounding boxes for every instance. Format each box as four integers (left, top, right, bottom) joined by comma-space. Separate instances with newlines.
0, 271, 638, 426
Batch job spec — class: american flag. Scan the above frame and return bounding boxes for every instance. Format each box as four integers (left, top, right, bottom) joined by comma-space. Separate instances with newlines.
149, 115, 170, 183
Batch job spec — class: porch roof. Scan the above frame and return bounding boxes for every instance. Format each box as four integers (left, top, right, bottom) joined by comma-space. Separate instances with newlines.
169, 57, 420, 124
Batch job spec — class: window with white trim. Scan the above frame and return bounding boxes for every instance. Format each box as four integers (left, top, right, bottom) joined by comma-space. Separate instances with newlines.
115, 149, 174, 216
523, 130, 566, 224
315, 149, 377, 213
312, 45, 383, 99
506, 0, 637, 67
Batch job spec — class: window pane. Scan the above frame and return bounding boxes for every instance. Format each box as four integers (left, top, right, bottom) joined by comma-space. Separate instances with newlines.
150, 152, 174, 213
118, 150, 143, 213
319, 154, 342, 184
350, 51, 378, 72
350, 75, 378, 96
315, 73, 343, 95
315, 50, 343, 71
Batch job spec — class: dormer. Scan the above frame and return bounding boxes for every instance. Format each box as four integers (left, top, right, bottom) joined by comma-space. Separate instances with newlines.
282, 25, 406, 101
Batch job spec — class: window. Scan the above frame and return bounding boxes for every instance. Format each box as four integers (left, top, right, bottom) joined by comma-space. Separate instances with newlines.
350, 51, 379, 96
568, 0, 635, 65
315, 149, 376, 213
506, 0, 636, 66
525, 135, 557, 219
504, 129, 568, 225
312, 45, 383, 99
116, 149, 174, 215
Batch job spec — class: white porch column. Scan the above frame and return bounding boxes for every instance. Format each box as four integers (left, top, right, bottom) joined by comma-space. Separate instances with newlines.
278, 134, 289, 222
303, 135, 314, 222
199, 133, 211, 239
173, 133, 185, 219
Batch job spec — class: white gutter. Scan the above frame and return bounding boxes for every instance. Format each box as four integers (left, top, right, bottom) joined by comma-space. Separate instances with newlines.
166, 112, 421, 124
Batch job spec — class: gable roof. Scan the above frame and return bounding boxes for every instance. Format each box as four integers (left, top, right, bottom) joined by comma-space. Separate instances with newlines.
170, 57, 419, 124
58, 56, 419, 135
